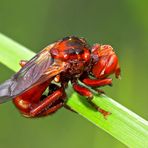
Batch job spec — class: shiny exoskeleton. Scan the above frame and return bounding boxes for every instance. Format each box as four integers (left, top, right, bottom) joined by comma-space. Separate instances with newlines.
0, 36, 120, 118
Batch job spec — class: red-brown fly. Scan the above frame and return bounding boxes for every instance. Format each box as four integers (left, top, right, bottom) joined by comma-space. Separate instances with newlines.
0, 36, 121, 118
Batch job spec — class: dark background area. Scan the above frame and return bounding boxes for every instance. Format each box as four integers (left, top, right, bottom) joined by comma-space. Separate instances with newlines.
0, 0, 148, 147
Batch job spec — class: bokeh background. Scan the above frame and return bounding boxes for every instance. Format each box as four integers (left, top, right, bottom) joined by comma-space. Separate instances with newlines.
0, 0, 148, 148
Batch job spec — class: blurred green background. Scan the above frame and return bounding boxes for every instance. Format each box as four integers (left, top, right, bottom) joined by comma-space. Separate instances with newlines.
0, 0, 148, 148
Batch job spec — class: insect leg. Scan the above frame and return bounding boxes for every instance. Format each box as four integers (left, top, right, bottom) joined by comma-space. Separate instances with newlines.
81, 77, 112, 87
13, 80, 51, 116
30, 89, 63, 117
73, 82, 110, 118
73, 82, 93, 98
37, 101, 64, 117
19, 60, 28, 67
81, 77, 112, 94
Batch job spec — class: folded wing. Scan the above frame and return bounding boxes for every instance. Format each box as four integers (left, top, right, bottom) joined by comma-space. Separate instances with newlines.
0, 43, 68, 103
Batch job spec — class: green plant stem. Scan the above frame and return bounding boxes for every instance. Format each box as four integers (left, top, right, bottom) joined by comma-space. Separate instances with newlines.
0, 33, 148, 148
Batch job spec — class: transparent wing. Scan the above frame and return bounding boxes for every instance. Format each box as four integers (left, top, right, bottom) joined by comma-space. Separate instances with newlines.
0, 43, 68, 103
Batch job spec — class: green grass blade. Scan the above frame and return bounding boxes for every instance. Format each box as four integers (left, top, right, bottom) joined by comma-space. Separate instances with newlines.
0, 33, 148, 148
0, 33, 35, 71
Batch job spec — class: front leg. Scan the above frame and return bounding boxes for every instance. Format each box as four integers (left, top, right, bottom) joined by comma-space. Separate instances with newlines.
82, 77, 112, 87
72, 82, 110, 118
80, 77, 112, 94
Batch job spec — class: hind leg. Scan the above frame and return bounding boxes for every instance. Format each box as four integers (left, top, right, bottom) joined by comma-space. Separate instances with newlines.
14, 88, 64, 118
29, 89, 64, 117
13, 81, 65, 118
37, 101, 64, 117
